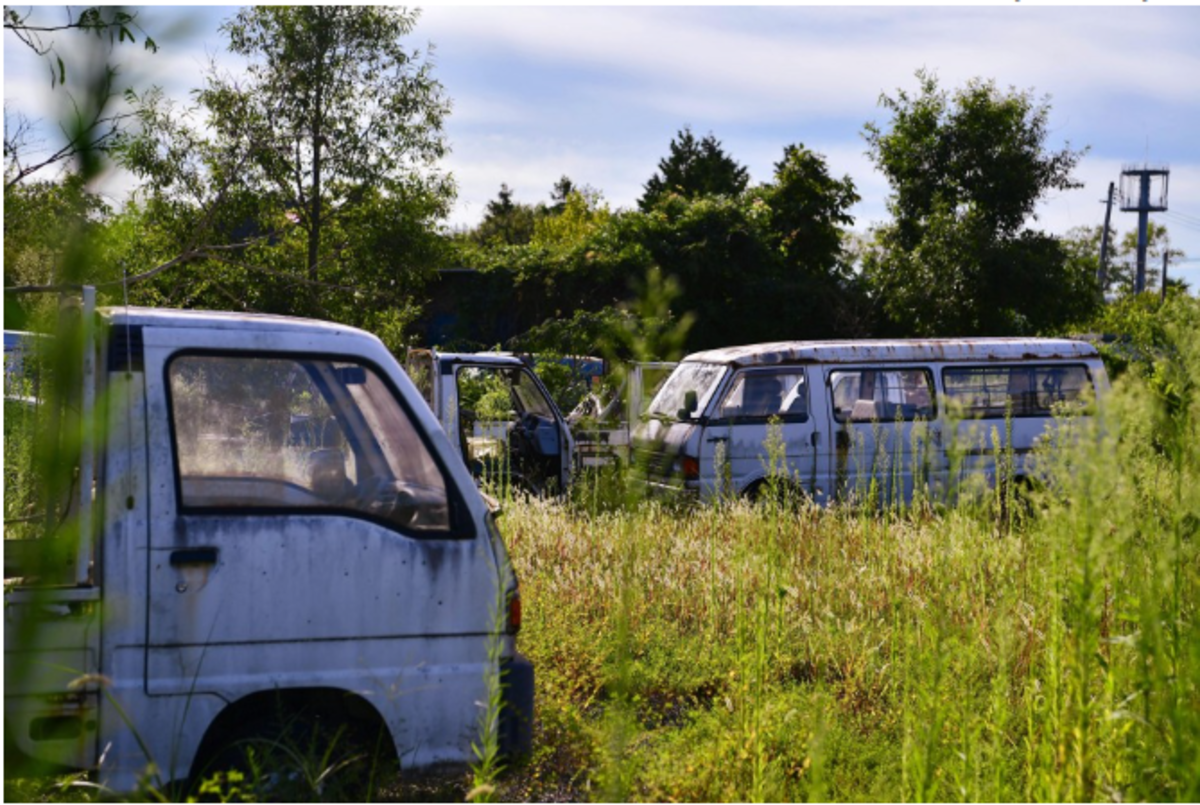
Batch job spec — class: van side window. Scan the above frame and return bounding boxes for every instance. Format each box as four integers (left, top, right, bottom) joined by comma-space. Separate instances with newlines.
718, 370, 808, 421
168, 354, 455, 535
942, 365, 1093, 418
830, 368, 935, 422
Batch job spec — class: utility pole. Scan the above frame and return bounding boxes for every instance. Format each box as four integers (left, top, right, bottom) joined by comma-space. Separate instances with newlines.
1097, 181, 1115, 294
1161, 250, 1169, 305
1119, 165, 1170, 294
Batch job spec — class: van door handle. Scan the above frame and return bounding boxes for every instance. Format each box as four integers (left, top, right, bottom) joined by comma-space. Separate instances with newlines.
170, 547, 219, 566
810, 431, 819, 448
706, 435, 728, 444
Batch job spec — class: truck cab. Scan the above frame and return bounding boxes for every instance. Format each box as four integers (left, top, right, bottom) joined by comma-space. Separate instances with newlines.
5, 298, 533, 793
406, 349, 574, 496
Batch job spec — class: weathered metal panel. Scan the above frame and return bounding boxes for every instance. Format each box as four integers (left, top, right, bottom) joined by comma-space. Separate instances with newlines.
686, 338, 1100, 368
95, 312, 510, 788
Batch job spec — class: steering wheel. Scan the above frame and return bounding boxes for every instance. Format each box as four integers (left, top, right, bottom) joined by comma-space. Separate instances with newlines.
353, 475, 418, 527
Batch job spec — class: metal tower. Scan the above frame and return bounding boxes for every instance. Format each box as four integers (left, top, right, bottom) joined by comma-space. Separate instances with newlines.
1119, 165, 1169, 294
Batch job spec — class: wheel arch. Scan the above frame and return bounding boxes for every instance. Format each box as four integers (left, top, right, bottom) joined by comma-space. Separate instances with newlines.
187, 686, 394, 782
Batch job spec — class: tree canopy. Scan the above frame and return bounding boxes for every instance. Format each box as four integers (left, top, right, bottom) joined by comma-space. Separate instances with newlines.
448, 141, 866, 354
116, 5, 453, 348
862, 71, 1097, 335
639, 127, 750, 211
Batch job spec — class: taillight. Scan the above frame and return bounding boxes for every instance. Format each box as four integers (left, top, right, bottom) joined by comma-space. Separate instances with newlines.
507, 594, 522, 635
681, 455, 700, 481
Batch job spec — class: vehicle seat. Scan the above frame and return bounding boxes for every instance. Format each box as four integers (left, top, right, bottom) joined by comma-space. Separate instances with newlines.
850, 399, 883, 422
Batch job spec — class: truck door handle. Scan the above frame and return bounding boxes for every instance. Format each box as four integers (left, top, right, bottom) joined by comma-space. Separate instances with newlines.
170, 547, 218, 566
810, 431, 820, 447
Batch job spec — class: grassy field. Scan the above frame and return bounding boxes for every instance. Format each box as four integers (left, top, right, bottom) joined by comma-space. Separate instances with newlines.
485, 333, 1199, 802
6, 315, 1200, 803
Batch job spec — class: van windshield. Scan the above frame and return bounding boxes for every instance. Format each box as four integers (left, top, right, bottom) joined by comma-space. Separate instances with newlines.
646, 362, 726, 422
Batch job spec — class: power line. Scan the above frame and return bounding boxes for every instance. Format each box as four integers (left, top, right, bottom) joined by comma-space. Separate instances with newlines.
1162, 210, 1200, 229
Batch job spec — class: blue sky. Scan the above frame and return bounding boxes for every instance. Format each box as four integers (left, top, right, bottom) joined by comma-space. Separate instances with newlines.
6, 4, 1200, 287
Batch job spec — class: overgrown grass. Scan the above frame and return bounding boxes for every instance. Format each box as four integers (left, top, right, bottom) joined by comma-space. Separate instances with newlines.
487, 332, 1199, 801
8, 314, 1199, 801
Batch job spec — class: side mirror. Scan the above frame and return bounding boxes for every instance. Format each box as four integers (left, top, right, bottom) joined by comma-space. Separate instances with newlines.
677, 389, 698, 420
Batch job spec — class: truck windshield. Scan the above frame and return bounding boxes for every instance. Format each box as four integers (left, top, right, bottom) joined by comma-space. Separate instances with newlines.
646, 362, 726, 422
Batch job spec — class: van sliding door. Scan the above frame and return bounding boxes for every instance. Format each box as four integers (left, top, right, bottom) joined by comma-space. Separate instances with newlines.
824, 367, 941, 506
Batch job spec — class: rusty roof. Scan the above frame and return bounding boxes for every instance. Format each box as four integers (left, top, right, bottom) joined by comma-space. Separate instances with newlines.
685, 338, 1099, 367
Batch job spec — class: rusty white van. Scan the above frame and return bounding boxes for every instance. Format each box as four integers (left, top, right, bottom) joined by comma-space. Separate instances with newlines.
632, 339, 1108, 504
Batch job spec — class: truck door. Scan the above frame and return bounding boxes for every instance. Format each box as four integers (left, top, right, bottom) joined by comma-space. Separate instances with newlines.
404, 348, 436, 410
454, 364, 571, 495
702, 367, 816, 498
141, 334, 498, 765
824, 366, 941, 506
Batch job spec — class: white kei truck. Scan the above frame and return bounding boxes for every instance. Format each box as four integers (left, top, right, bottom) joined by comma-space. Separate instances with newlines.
4, 290, 533, 794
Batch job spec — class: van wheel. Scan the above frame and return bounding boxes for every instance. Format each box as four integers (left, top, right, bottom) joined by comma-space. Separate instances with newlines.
195, 707, 396, 802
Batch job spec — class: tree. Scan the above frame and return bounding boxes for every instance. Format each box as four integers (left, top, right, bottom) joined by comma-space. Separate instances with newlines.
531, 190, 610, 249
550, 175, 576, 210
761, 144, 859, 275
472, 184, 540, 246
118, 6, 453, 342
862, 71, 1095, 335
1063, 223, 1187, 300
3, 176, 112, 327
639, 126, 749, 210
4, 6, 158, 187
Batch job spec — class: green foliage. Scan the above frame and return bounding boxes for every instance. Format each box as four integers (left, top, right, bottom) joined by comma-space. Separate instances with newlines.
862, 71, 1096, 335
454, 142, 866, 355
115, 6, 452, 345
3, 177, 113, 326
4, 6, 157, 88
3, 398, 41, 541
1063, 222, 1186, 299
760, 144, 860, 276
640, 127, 750, 211
473, 184, 541, 247
531, 191, 611, 249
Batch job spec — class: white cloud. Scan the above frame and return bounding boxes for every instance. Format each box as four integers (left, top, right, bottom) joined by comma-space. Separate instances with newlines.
421, 7, 1200, 126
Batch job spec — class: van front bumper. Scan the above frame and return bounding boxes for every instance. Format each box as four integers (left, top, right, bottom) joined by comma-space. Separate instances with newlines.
499, 653, 534, 757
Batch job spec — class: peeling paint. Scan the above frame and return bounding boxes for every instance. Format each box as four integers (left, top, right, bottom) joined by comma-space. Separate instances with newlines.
686, 338, 1098, 368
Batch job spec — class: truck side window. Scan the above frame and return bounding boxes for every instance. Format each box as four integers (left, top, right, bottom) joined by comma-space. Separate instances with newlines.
718, 370, 808, 421
169, 355, 454, 535
830, 368, 935, 422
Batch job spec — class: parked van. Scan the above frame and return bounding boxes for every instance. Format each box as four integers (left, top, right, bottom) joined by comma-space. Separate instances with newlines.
5, 292, 532, 794
633, 339, 1107, 504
